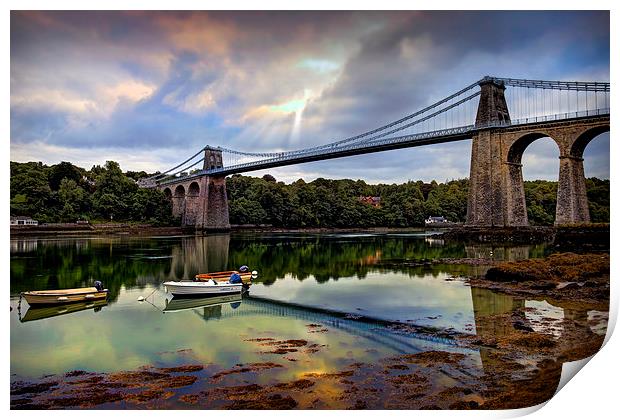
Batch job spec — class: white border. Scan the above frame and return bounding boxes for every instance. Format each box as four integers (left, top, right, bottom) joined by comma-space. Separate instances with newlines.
3, 2, 616, 419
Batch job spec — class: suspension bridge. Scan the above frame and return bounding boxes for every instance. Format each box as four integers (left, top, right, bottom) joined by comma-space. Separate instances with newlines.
138, 76, 610, 230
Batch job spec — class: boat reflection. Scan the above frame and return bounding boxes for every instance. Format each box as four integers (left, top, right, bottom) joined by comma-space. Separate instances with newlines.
163, 294, 242, 314
19, 300, 107, 323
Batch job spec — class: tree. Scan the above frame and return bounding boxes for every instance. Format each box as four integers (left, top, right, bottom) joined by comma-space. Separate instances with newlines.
230, 198, 268, 225
130, 188, 174, 225
9, 160, 610, 228
58, 178, 88, 221
10, 194, 29, 216
92, 161, 138, 220
49, 161, 83, 190
94, 193, 126, 220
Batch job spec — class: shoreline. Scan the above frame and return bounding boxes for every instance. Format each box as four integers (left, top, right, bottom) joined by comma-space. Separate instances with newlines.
9, 224, 443, 238
11, 224, 610, 252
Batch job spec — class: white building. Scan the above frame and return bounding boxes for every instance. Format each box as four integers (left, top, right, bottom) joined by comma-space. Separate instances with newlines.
10, 217, 38, 226
425, 216, 449, 225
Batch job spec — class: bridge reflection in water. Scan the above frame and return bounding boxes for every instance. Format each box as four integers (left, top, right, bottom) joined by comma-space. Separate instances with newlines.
190, 294, 469, 354
162, 280, 600, 397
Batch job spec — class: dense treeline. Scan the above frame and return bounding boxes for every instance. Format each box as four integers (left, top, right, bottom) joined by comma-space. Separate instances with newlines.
228, 174, 610, 227
10, 161, 174, 225
10, 161, 609, 227
228, 175, 468, 227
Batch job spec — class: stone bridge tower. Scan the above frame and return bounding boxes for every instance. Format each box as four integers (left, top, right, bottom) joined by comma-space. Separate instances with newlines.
466, 78, 608, 226
159, 148, 230, 231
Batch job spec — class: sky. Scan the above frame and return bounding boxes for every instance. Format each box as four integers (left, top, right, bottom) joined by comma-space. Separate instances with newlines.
10, 10, 610, 183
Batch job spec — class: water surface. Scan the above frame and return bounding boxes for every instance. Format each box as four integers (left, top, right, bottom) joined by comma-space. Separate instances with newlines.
11, 231, 555, 384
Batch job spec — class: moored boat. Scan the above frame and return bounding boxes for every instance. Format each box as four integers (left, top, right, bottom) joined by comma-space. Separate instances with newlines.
21, 286, 108, 306
163, 280, 243, 296
165, 267, 256, 297
194, 270, 253, 284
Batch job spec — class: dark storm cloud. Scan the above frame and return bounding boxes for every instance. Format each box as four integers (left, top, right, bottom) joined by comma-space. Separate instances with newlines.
302, 11, 610, 142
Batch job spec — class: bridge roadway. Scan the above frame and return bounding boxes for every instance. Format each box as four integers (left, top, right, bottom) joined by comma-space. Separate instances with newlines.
158, 111, 609, 185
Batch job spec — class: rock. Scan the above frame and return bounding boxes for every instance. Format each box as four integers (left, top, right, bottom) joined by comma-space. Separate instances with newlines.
556, 282, 579, 290
530, 281, 556, 290
512, 321, 535, 332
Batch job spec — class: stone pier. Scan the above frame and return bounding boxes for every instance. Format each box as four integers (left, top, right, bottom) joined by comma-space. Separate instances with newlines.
466, 79, 609, 226
159, 148, 230, 231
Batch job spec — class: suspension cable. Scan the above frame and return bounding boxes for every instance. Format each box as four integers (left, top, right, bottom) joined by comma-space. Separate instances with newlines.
145, 148, 206, 180
155, 75, 610, 181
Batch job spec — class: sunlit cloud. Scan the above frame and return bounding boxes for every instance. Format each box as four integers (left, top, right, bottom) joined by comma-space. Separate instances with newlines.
270, 98, 307, 114
12, 89, 98, 115
298, 58, 340, 74
163, 88, 216, 114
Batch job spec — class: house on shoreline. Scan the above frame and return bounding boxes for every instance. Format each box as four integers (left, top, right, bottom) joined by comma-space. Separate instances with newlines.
425, 216, 450, 226
10, 216, 38, 226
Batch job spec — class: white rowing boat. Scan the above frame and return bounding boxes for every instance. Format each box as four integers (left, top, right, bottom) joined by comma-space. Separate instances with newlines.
163, 279, 243, 296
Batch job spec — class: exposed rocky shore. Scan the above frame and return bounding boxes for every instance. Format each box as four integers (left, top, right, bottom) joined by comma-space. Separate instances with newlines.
469, 252, 609, 308
437, 224, 609, 251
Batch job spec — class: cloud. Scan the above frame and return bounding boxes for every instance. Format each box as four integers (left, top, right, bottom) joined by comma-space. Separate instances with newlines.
12, 89, 98, 115
298, 58, 341, 74
10, 11, 610, 182
12, 80, 156, 118
10, 140, 190, 173
163, 88, 216, 114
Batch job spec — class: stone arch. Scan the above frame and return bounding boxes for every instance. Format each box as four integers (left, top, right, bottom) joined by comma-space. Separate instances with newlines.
507, 132, 560, 164
163, 187, 172, 199
570, 124, 610, 158
188, 181, 200, 196
174, 184, 186, 198
503, 132, 561, 227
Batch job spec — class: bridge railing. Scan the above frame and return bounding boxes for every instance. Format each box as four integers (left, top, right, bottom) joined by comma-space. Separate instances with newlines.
475, 107, 610, 130
510, 108, 610, 126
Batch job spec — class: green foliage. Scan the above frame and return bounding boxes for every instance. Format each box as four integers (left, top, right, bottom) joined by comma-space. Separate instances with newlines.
125, 170, 149, 181
524, 180, 558, 226
10, 160, 609, 228
227, 175, 609, 228
10, 161, 173, 225
227, 175, 470, 228
523, 178, 610, 225
587, 178, 610, 223
49, 161, 84, 191
129, 188, 174, 225
10, 161, 52, 220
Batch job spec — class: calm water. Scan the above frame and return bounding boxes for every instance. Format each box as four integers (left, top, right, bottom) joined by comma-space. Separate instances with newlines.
10, 231, 556, 384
